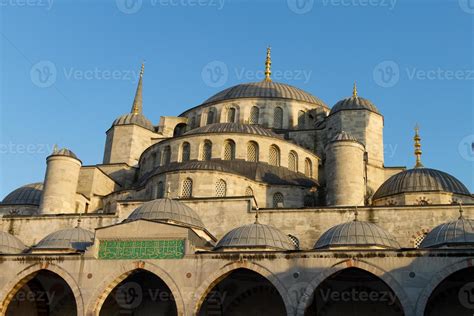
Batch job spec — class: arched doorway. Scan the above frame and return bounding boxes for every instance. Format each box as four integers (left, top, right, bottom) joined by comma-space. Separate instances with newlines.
424, 267, 474, 316
305, 267, 404, 316
5, 270, 77, 316
99, 269, 177, 316
198, 268, 287, 316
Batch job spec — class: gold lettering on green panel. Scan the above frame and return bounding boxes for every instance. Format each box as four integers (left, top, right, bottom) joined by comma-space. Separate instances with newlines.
98, 240, 185, 259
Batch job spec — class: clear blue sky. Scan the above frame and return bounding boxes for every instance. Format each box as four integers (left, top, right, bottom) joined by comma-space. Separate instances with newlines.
0, 0, 473, 198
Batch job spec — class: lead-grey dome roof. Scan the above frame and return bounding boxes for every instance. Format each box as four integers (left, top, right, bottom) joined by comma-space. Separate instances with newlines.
202, 81, 328, 107
328, 131, 363, 146
373, 168, 471, 200
314, 220, 400, 249
330, 96, 380, 115
127, 198, 205, 228
0, 231, 26, 254
50, 148, 78, 159
214, 223, 296, 251
113, 113, 154, 131
420, 214, 474, 248
35, 227, 94, 251
2, 183, 43, 205
185, 123, 280, 138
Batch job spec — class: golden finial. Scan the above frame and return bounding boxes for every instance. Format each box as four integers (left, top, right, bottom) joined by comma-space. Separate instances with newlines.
53, 144, 59, 154
165, 183, 171, 199
140, 61, 145, 77
354, 206, 359, 221
414, 124, 424, 168
459, 202, 464, 219
353, 81, 358, 98
76, 212, 82, 227
264, 46, 272, 82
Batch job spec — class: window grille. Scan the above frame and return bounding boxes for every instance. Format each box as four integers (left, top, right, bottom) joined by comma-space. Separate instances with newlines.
269, 145, 280, 166
273, 192, 284, 208
216, 179, 227, 197
181, 178, 193, 198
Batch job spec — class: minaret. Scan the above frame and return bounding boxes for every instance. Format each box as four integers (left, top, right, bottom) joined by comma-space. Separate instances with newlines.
264, 46, 272, 82
131, 62, 145, 115
414, 124, 424, 168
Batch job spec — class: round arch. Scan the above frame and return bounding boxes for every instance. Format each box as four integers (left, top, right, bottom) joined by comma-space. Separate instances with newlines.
192, 261, 293, 316
86, 261, 185, 316
0, 262, 84, 316
415, 258, 474, 316
296, 259, 413, 316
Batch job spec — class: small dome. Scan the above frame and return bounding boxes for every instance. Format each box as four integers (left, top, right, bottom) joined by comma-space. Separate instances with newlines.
2, 183, 43, 205
0, 231, 26, 254
214, 222, 296, 251
35, 227, 94, 251
184, 123, 279, 138
420, 215, 474, 248
127, 198, 205, 228
113, 113, 154, 131
330, 96, 380, 115
202, 81, 328, 107
373, 168, 471, 200
50, 148, 78, 159
314, 220, 399, 249
329, 131, 362, 144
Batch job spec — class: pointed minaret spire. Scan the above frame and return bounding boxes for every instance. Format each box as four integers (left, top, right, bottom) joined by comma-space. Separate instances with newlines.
131, 62, 145, 115
414, 124, 424, 168
353, 81, 358, 98
264, 46, 272, 82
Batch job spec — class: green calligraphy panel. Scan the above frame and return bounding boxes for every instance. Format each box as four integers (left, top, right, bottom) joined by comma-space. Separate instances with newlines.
98, 240, 185, 259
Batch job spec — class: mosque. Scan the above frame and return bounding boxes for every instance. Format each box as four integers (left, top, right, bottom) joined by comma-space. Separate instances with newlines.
0, 48, 473, 316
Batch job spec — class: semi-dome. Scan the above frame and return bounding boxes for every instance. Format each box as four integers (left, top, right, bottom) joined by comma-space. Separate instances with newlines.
184, 123, 280, 138
202, 81, 328, 108
314, 219, 399, 249
214, 222, 296, 251
0, 231, 26, 254
112, 113, 154, 131
420, 212, 474, 248
373, 168, 471, 200
330, 96, 380, 115
35, 227, 94, 251
2, 183, 43, 205
127, 198, 205, 228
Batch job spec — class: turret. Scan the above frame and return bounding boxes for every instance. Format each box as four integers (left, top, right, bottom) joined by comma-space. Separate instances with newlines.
325, 131, 365, 206
103, 63, 156, 166
39, 147, 81, 214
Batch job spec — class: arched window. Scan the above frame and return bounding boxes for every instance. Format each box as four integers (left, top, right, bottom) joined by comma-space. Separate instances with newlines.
298, 110, 305, 128
207, 108, 215, 125
162, 146, 171, 165
227, 107, 236, 123
200, 140, 212, 161
245, 186, 253, 196
247, 141, 259, 162
269, 145, 280, 166
173, 123, 187, 137
181, 178, 193, 198
216, 179, 227, 197
304, 158, 312, 177
189, 116, 196, 129
273, 106, 283, 129
249, 106, 259, 124
157, 181, 164, 198
181, 142, 190, 162
223, 140, 236, 160
288, 151, 298, 172
156, 150, 162, 166
273, 192, 284, 208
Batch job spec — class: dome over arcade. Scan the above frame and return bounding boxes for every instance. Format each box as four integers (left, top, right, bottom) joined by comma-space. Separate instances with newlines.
314, 217, 400, 249
35, 227, 94, 251
330, 83, 380, 115
127, 198, 205, 229
2, 183, 43, 205
214, 222, 296, 251
184, 123, 280, 138
420, 208, 474, 248
0, 231, 26, 254
373, 168, 471, 201
202, 81, 327, 108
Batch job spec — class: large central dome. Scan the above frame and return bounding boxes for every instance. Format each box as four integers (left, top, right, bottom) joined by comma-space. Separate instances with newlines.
202, 81, 328, 107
